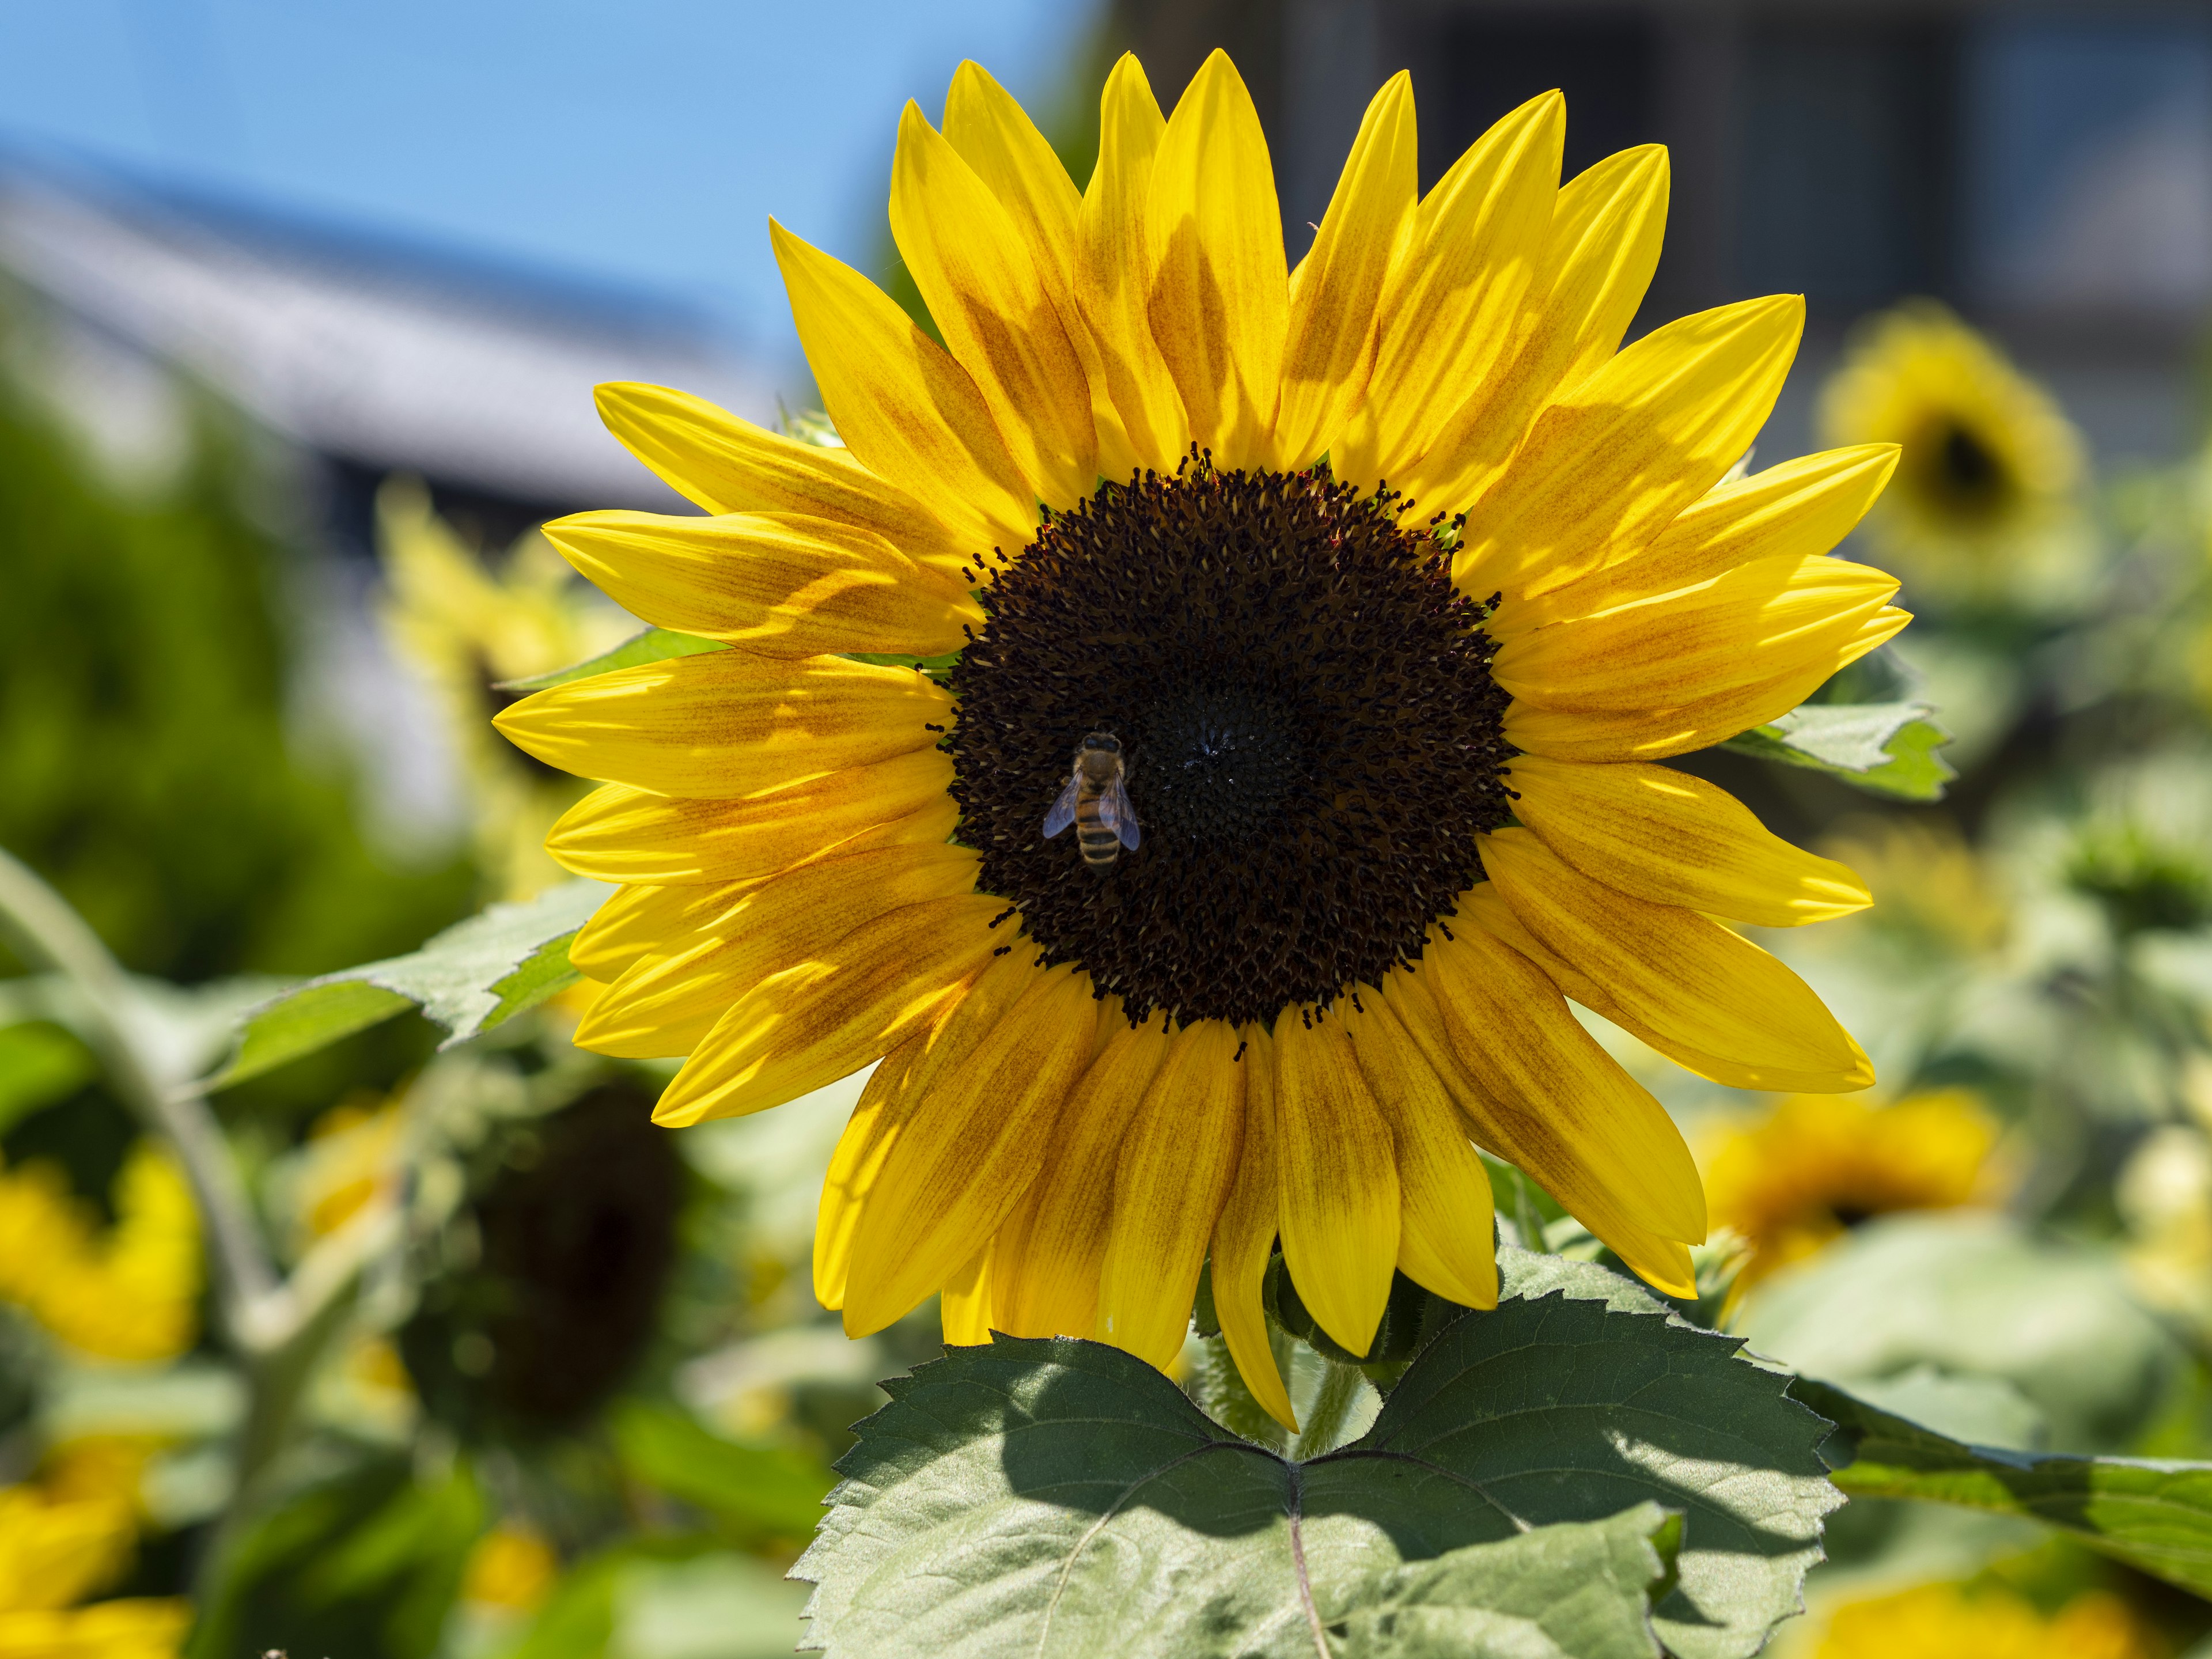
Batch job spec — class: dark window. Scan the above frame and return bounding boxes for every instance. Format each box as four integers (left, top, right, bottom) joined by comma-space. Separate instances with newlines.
1421, 10, 1658, 192
1734, 21, 1957, 317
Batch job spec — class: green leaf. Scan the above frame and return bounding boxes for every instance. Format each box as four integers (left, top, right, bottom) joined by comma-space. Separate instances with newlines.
206, 880, 609, 1088
794, 1249, 1838, 1658
1334, 1505, 1672, 1659
497, 627, 727, 693
1803, 1377, 2212, 1599
1721, 702, 1955, 800
611, 1401, 836, 1543
0, 1020, 95, 1132
1735, 1213, 2183, 1453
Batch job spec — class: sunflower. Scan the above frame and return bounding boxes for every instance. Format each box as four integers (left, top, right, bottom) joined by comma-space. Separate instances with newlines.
495, 51, 1904, 1426
1817, 300, 2085, 602
1805, 1581, 2153, 1659
1705, 1089, 2005, 1292
377, 478, 632, 898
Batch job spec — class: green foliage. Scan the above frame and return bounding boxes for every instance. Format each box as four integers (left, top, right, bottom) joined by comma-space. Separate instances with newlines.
1807, 1377, 2212, 1599
0, 346, 470, 981
612, 1402, 836, 1546
190, 1456, 484, 1659
209, 879, 607, 1086
498, 626, 728, 692
511, 1537, 812, 1659
794, 1253, 1839, 1659
1735, 1212, 2184, 1453
0, 1019, 94, 1135
1722, 700, 1955, 800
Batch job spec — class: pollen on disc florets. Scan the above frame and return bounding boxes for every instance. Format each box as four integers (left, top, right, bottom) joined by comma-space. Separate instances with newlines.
941, 456, 1515, 1031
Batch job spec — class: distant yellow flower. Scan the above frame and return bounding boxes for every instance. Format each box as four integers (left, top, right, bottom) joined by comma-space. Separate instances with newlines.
35, 1442, 157, 1525
461, 1524, 558, 1614
1818, 816, 2008, 959
377, 478, 632, 898
1815, 1582, 2153, 1659
496, 49, 1901, 1426
289, 1099, 406, 1244
1819, 301, 2085, 601
0, 1145, 199, 1365
1706, 1090, 2003, 1289
0, 1484, 187, 1659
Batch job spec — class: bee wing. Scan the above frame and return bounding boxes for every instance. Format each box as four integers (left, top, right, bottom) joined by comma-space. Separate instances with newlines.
1099, 774, 1141, 850
1042, 768, 1082, 838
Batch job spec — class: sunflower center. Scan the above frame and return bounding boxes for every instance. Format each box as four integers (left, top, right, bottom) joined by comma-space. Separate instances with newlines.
942, 459, 1514, 1029
1923, 418, 2010, 516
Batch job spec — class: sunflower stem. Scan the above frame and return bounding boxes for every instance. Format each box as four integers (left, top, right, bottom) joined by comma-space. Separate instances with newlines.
0, 843, 279, 1328
1188, 1333, 1289, 1453
1291, 1353, 1370, 1459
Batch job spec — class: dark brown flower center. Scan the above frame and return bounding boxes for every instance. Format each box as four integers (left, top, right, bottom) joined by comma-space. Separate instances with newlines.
942, 458, 1514, 1029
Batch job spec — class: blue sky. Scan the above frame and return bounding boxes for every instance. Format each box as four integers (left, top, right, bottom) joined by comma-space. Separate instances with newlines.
0, 1, 1095, 384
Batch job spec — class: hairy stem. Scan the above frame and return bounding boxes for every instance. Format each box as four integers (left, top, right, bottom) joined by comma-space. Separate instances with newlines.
0, 845, 278, 1325
1291, 1354, 1369, 1460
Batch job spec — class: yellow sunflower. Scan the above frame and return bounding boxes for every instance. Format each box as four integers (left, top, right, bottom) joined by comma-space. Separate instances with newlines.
1817, 300, 2085, 601
1705, 1089, 2005, 1292
1808, 1581, 2153, 1659
495, 52, 1904, 1427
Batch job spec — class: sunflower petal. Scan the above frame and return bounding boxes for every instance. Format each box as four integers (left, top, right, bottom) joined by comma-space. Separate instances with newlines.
1147, 49, 1286, 472
1272, 72, 1418, 469
1340, 997, 1497, 1309
816, 1041, 925, 1311
1334, 90, 1560, 493
1482, 828, 1873, 1090
817, 947, 1053, 1310
1078, 54, 1190, 476
1211, 1024, 1295, 1430
1399, 926, 1705, 1243
1507, 756, 1870, 927
494, 651, 950, 798
590, 382, 968, 573
1503, 603, 1911, 761
1457, 295, 1805, 600
577, 842, 980, 1059
842, 964, 1101, 1334
543, 510, 982, 657
941, 1242, 997, 1346
770, 219, 1035, 555
1491, 551, 1900, 713
1092, 1020, 1244, 1370
1461, 884, 1862, 1095
945, 60, 1139, 494
994, 1009, 1175, 1340
1408, 143, 1669, 517
568, 880, 752, 986
891, 104, 1096, 508
652, 892, 1002, 1127
546, 752, 956, 887
1273, 1009, 1399, 1356
1493, 444, 1902, 635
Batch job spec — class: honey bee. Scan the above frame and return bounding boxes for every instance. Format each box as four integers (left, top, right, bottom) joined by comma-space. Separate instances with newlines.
1043, 731, 1140, 872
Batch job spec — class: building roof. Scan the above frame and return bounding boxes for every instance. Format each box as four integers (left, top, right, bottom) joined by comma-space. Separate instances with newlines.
0, 154, 774, 509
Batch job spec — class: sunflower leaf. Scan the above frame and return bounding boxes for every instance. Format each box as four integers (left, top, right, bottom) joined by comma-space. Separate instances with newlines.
497, 627, 727, 693
1801, 1376, 2212, 1598
205, 880, 609, 1088
1721, 700, 1955, 800
792, 1251, 1838, 1658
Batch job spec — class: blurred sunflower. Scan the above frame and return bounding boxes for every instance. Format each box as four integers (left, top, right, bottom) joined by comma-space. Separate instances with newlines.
497, 51, 1903, 1423
1817, 815, 2009, 960
1811, 1581, 2154, 1659
1818, 301, 2085, 603
377, 478, 632, 899
0, 1143, 200, 1365
0, 1481, 189, 1659
1705, 1089, 2006, 1291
